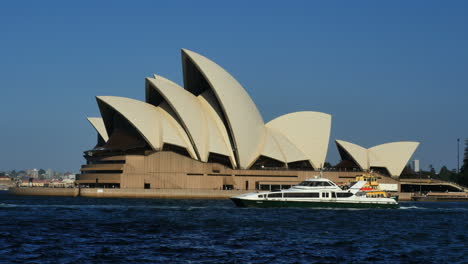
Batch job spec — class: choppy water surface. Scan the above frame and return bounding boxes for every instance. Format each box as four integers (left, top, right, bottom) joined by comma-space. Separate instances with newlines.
0, 192, 467, 264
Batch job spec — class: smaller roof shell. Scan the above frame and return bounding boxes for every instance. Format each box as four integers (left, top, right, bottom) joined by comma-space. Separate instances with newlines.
266, 111, 332, 169
87, 117, 109, 142
369, 141, 420, 176
335, 140, 420, 176
258, 127, 309, 164
335, 140, 368, 170
96, 96, 197, 159
259, 128, 287, 163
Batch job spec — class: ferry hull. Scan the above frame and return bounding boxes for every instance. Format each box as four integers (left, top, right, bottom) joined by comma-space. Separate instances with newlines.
230, 198, 399, 209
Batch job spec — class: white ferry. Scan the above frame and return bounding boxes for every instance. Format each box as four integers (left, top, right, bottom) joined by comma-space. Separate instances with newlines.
230, 178, 399, 209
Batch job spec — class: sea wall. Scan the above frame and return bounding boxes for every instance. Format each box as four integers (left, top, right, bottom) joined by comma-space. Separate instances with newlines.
8, 187, 79, 197
79, 188, 247, 199
8, 187, 247, 199
398, 192, 412, 201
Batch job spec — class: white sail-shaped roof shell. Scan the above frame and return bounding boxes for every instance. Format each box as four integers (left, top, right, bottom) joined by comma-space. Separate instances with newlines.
96, 96, 197, 159
335, 140, 368, 170
182, 49, 265, 169
259, 128, 287, 163
146, 76, 208, 161
197, 91, 237, 168
146, 75, 236, 167
266, 112, 332, 169
259, 127, 309, 164
269, 128, 309, 163
87, 117, 109, 142
369, 142, 420, 176
335, 140, 420, 176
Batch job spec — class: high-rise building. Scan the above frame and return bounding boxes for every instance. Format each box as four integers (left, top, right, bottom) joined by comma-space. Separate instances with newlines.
412, 160, 420, 172
31, 169, 38, 178
46, 169, 54, 179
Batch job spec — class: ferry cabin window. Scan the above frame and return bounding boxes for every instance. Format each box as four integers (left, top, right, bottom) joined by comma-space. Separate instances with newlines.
268, 193, 282, 198
284, 193, 319, 198
271, 185, 281, 191
322, 193, 329, 198
336, 192, 353, 198
258, 194, 265, 198
298, 181, 332, 187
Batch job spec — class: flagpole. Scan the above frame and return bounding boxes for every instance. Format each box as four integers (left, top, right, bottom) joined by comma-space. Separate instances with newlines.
457, 138, 460, 174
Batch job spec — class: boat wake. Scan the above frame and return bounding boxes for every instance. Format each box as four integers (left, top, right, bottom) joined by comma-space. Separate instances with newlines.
399, 206, 425, 210
434, 207, 468, 212
398, 205, 468, 211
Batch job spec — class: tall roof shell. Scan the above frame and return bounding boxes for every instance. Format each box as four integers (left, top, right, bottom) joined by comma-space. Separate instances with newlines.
369, 142, 420, 176
96, 96, 197, 159
266, 112, 332, 169
146, 75, 237, 167
87, 117, 109, 142
181, 49, 265, 169
335, 140, 368, 170
146, 76, 209, 161
197, 91, 237, 168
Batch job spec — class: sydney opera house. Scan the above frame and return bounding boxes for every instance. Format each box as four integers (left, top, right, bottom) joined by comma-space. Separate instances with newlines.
77, 49, 419, 191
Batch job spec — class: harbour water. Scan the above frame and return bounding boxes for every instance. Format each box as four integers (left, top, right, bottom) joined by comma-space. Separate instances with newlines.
0, 191, 467, 263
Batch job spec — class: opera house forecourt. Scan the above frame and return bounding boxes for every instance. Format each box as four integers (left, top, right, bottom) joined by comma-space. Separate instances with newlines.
75, 49, 420, 197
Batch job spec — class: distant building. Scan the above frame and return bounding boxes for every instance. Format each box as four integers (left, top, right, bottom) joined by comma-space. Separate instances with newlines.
46, 169, 54, 179
0, 176, 14, 191
412, 160, 420, 172
30, 169, 39, 178
20, 179, 48, 187
63, 173, 76, 180
0, 175, 11, 181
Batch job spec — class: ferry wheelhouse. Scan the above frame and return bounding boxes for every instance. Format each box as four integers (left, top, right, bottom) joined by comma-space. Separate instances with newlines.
230, 178, 399, 209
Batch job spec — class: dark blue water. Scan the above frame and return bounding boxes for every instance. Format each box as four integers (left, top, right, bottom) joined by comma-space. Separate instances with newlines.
0, 192, 467, 264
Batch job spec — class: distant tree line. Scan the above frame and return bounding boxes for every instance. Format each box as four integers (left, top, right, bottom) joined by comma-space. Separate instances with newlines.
401, 139, 468, 187
435, 138, 468, 186
3, 170, 26, 178
459, 139, 468, 186
0, 169, 49, 180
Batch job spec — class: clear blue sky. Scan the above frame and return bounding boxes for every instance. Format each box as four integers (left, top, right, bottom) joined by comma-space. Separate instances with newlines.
0, 0, 467, 173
